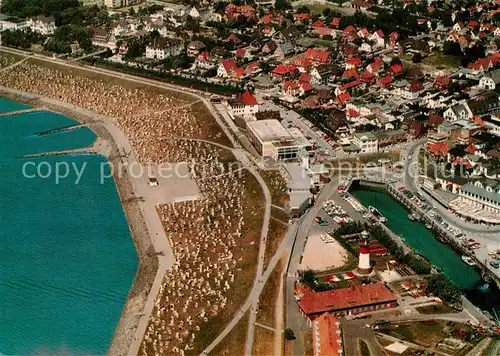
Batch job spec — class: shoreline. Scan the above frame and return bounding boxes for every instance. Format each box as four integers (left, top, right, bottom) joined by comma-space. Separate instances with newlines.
0, 87, 159, 356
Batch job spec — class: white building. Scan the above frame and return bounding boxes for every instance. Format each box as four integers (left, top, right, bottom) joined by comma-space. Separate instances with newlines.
26, 16, 56, 35
443, 100, 473, 121
0, 16, 27, 31
246, 119, 312, 161
478, 69, 500, 90
449, 179, 500, 224
352, 132, 378, 153
105, 0, 141, 8
226, 91, 259, 119
145, 37, 182, 60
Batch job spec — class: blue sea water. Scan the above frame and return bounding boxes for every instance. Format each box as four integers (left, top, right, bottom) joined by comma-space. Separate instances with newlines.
0, 98, 138, 354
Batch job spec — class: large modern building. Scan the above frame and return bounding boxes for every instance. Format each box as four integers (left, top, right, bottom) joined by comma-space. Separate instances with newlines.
295, 283, 398, 320
246, 119, 312, 161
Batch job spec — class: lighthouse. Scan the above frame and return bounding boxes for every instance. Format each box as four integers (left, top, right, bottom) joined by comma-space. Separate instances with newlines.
357, 230, 373, 275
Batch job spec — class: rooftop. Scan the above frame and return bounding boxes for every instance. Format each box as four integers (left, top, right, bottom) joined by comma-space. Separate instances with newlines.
296, 283, 397, 315
247, 119, 293, 143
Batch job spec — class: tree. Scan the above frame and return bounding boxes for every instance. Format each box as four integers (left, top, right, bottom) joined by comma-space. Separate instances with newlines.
322, 8, 332, 17
300, 269, 316, 288
390, 57, 402, 66
129, 7, 136, 16
274, 0, 292, 11
284, 328, 296, 341
412, 53, 422, 63
296, 6, 310, 14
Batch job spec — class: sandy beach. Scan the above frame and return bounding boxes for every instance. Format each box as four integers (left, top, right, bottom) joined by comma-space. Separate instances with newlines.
0, 53, 265, 356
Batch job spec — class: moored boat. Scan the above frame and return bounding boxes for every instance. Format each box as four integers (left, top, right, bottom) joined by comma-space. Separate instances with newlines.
425, 223, 432, 229
462, 255, 476, 266
369, 206, 387, 224
408, 213, 416, 221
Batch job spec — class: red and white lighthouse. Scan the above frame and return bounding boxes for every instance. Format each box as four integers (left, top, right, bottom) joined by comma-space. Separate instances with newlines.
357, 230, 373, 275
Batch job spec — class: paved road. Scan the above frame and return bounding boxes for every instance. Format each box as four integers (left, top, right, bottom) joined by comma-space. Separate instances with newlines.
285, 178, 343, 356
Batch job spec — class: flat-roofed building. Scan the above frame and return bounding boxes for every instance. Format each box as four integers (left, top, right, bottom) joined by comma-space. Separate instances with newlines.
246, 119, 312, 161
352, 131, 378, 153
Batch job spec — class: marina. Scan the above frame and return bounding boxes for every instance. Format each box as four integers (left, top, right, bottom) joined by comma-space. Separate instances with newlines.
350, 183, 500, 319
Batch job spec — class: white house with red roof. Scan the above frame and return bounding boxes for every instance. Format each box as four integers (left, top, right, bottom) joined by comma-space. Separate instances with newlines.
226, 91, 259, 119
217, 59, 246, 79
370, 29, 385, 48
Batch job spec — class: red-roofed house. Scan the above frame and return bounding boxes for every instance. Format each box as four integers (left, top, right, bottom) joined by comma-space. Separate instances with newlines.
312, 20, 324, 28
465, 144, 478, 154
299, 73, 312, 84
312, 313, 343, 356
295, 12, 312, 23
217, 59, 246, 79
434, 75, 451, 91
235, 48, 247, 59
367, 58, 384, 75
245, 61, 260, 75
295, 283, 398, 319
426, 114, 445, 130
342, 68, 359, 80
304, 48, 331, 65
283, 81, 300, 96
388, 63, 404, 77
468, 20, 479, 29
427, 141, 450, 159
389, 32, 400, 47
357, 27, 370, 38
343, 25, 357, 41
225, 3, 256, 20
227, 33, 242, 45
337, 92, 351, 107
378, 74, 393, 88
346, 57, 362, 69
370, 29, 385, 48
361, 71, 375, 84
226, 91, 259, 118
272, 64, 297, 80
314, 26, 335, 38
331, 17, 341, 29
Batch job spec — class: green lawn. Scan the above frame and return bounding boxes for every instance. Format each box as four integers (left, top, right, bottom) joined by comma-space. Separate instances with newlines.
423, 52, 461, 68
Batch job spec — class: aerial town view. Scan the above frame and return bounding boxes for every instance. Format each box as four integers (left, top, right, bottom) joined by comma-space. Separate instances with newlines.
1, 0, 500, 355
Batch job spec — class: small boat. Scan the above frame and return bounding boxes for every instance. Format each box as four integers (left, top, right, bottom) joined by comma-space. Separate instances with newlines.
369, 206, 387, 224
408, 214, 416, 221
435, 234, 447, 243
462, 255, 476, 266
425, 223, 432, 229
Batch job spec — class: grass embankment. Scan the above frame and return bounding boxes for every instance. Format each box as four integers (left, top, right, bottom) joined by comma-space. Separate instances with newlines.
252, 328, 276, 356
253, 258, 286, 356
210, 311, 249, 356
261, 170, 289, 207
359, 339, 371, 356
264, 219, 288, 270
0, 50, 24, 69
193, 171, 264, 355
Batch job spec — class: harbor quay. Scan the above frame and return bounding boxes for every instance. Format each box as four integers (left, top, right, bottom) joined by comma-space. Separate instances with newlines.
351, 178, 500, 290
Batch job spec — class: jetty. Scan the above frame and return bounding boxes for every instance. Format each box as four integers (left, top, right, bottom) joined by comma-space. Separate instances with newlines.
18, 147, 96, 159
0, 107, 44, 117
36, 123, 93, 136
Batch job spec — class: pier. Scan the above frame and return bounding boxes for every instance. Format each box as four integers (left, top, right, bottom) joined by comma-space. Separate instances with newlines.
18, 147, 96, 159
36, 123, 92, 136
0, 107, 44, 117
